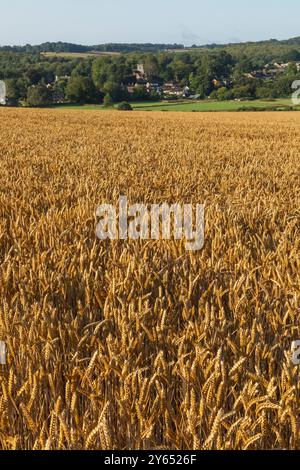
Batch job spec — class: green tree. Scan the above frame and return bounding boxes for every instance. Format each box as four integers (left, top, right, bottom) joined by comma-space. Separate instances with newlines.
103, 81, 128, 102
149, 89, 161, 101
285, 63, 298, 77
25, 68, 44, 85
233, 84, 254, 99
27, 84, 53, 107
92, 57, 112, 88
282, 49, 300, 62
215, 86, 234, 101
169, 59, 193, 83
144, 54, 160, 80
5, 79, 20, 105
66, 76, 99, 103
274, 77, 295, 97
256, 86, 274, 99
103, 93, 113, 107
16, 78, 30, 101
132, 85, 149, 101
232, 57, 253, 81
71, 60, 92, 78
92, 56, 130, 90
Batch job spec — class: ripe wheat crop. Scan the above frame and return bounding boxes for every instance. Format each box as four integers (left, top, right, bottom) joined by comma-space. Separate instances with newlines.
0, 108, 299, 450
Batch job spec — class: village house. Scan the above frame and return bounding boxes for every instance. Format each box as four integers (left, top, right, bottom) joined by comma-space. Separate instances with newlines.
243, 61, 300, 81
162, 83, 189, 97
273, 62, 289, 70
245, 71, 272, 79
128, 64, 191, 99
146, 81, 163, 95
133, 63, 147, 83
262, 62, 291, 76
136, 64, 145, 74
125, 64, 147, 93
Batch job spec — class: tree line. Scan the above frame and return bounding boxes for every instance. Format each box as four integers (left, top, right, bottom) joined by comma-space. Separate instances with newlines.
1, 39, 300, 107
0, 42, 184, 54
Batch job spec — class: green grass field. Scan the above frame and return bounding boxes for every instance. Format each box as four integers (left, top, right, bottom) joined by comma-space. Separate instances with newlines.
55, 98, 299, 113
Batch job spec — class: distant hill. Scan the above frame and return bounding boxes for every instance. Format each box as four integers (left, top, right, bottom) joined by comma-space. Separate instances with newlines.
0, 42, 185, 54
190, 36, 300, 49
1, 36, 300, 56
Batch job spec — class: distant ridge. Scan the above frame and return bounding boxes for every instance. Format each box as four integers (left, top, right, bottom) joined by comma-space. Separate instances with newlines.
0, 42, 185, 54
193, 36, 300, 49
1, 36, 300, 53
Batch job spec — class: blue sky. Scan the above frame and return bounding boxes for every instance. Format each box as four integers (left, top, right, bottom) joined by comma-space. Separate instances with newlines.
1, 0, 299, 46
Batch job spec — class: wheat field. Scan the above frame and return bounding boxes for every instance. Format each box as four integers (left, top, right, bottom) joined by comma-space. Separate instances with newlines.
0, 108, 299, 450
